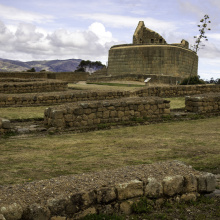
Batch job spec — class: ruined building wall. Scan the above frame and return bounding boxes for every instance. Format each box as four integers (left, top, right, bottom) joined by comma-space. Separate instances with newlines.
133, 21, 166, 44
107, 21, 198, 79
107, 45, 198, 77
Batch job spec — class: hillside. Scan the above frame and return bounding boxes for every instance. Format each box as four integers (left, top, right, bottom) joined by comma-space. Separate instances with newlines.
0, 58, 82, 72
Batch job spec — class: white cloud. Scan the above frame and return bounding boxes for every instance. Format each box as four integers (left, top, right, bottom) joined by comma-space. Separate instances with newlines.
77, 13, 177, 34
177, 0, 204, 18
0, 20, 118, 62
0, 4, 54, 24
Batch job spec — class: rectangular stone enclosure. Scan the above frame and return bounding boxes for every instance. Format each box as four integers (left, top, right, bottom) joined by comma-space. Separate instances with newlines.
185, 93, 220, 113
44, 97, 170, 128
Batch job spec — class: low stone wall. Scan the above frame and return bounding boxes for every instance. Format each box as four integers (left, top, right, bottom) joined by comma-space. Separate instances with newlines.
0, 78, 68, 94
0, 161, 216, 220
0, 85, 219, 107
136, 84, 220, 97
0, 118, 10, 133
47, 72, 89, 82
44, 97, 170, 128
0, 72, 88, 83
0, 90, 132, 107
185, 93, 220, 113
87, 74, 183, 85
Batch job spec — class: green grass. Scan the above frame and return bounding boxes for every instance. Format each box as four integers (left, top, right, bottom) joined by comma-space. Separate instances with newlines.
0, 97, 185, 120
87, 82, 145, 87
0, 117, 219, 185
165, 97, 185, 109
0, 106, 52, 120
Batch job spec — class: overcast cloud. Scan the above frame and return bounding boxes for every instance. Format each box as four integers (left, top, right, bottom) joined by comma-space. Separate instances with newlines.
0, 0, 219, 79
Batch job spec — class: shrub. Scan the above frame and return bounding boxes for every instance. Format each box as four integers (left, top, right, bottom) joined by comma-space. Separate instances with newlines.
180, 76, 205, 85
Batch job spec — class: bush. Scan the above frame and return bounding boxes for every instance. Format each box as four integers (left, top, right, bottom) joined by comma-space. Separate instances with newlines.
26, 67, 36, 72
180, 76, 205, 85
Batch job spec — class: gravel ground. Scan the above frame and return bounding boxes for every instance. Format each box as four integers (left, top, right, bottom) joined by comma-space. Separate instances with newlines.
0, 161, 203, 209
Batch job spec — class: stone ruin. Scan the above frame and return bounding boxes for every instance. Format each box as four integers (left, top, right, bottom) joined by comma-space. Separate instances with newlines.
106, 21, 198, 84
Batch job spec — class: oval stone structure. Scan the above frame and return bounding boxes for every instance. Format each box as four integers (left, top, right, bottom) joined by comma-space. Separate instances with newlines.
107, 21, 198, 78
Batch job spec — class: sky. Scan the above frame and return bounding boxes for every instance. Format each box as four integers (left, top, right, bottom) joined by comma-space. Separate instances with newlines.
0, 0, 219, 80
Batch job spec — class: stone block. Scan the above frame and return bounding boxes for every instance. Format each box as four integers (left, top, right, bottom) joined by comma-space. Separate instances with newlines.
52, 110, 63, 119
0, 214, 6, 220
96, 187, 117, 203
23, 203, 51, 220
73, 207, 96, 219
184, 174, 197, 192
1, 119, 10, 129
0, 203, 23, 220
145, 177, 163, 198
116, 180, 143, 200
119, 200, 134, 215
163, 175, 184, 196
181, 193, 197, 202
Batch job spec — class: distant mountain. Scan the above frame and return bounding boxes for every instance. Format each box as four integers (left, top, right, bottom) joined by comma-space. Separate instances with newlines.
0, 58, 82, 72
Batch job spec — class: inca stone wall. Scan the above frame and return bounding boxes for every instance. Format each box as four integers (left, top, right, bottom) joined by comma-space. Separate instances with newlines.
107, 45, 198, 77
107, 21, 198, 79
0, 78, 68, 94
0, 161, 216, 220
44, 97, 170, 128
136, 84, 220, 97
0, 71, 88, 82
185, 93, 220, 113
0, 85, 219, 107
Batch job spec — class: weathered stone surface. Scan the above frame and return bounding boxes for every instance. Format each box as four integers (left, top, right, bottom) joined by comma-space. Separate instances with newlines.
0, 214, 6, 220
184, 174, 197, 192
22, 203, 50, 220
119, 200, 134, 215
116, 179, 143, 200
1, 119, 10, 129
145, 177, 163, 198
73, 207, 96, 219
0, 203, 23, 220
181, 193, 197, 202
163, 175, 184, 196
197, 173, 216, 193
50, 216, 66, 220
96, 187, 117, 204
47, 195, 71, 216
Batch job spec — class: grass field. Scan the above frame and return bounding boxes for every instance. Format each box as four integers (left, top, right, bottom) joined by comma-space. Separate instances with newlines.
0, 97, 185, 120
1, 116, 219, 185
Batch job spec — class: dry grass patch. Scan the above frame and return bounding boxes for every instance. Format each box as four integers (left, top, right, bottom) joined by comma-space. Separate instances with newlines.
0, 117, 220, 185
68, 82, 141, 91
165, 97, 185, 109
0, 106, 55, 120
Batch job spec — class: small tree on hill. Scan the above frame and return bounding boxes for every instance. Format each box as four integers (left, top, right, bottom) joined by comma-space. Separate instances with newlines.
26, 67, 36, 72
75, 60, 105, 73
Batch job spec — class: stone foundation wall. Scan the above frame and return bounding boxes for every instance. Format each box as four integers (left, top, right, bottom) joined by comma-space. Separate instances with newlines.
44, 97, 170, 128
185, 93, 220, 113
0, 161, 216, 220
0, 72, 88, 82
137, 84, 220, 97
0, 85, 219, 107
107, 45, 198, 78
0, 78, 68, 94
87, 74, 183, 85
0, 90, 131, 107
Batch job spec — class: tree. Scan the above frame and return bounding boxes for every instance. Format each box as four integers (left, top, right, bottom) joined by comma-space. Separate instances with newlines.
187, 15, 211, 85
26, 67, 36, 72
192, 14, 211, 53
75, 60, 105, 73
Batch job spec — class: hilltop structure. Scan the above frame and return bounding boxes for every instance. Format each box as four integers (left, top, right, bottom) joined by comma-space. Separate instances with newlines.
106, 21, 198, 83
